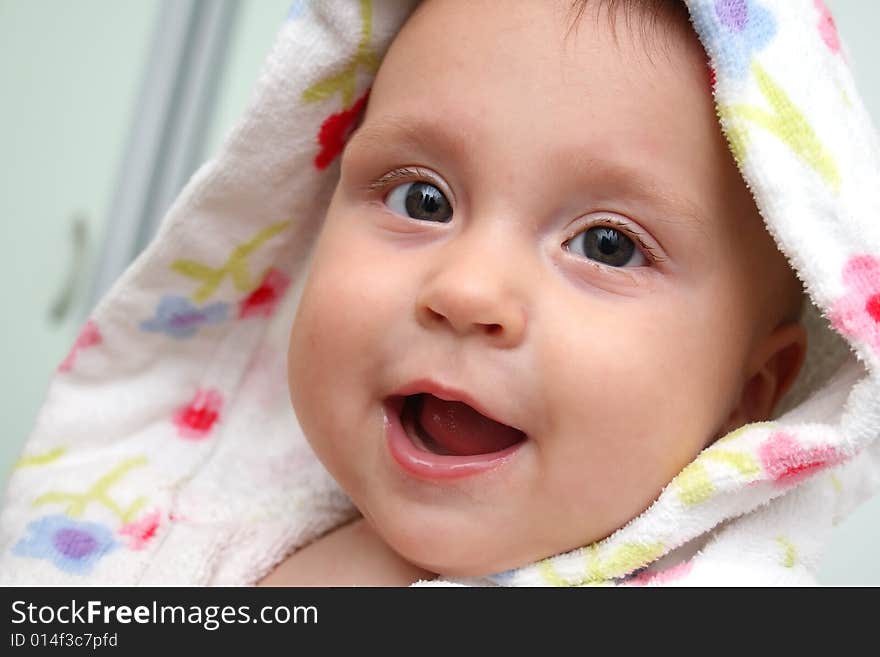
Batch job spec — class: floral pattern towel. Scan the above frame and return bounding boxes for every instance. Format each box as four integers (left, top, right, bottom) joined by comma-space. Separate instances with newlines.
1, 0, 878, 586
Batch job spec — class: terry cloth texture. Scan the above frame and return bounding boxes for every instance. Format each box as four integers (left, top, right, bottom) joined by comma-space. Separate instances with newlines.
1, 0, 878, 586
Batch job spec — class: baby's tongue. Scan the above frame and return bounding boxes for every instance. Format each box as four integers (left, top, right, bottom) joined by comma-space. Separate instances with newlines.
418, 394, 523, 456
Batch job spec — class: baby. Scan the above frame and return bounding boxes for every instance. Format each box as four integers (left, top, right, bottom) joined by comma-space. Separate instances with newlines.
259, 0, 807, 585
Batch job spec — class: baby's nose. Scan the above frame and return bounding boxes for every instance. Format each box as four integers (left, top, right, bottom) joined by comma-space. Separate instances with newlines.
414, 231, 527, 348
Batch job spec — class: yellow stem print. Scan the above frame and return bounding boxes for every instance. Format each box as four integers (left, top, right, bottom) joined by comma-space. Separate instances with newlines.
702, 450, 761, 477
171, 220, 290, 304
830, 473, 842, 493
674, 448, 760, 507
538, 560, 569, 587
719, 62, 840, 193
776, 536, 796, 568
596, 542, 666, 580
32, 456, 148, 523
14, 446, 66, 470
301, 0, 381, 107
675, 461, 715, 506
673, 421, 770, 506
538, 542, 665, 586
835, 79, 852, 109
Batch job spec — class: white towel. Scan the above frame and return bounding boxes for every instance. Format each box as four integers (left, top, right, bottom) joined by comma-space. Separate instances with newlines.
1, 0, 878, 586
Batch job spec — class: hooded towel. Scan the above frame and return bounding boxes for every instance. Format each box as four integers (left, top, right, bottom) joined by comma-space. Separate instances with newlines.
1, 0, 879, 586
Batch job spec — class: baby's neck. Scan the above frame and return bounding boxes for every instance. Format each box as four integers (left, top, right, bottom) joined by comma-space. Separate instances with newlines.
256, 516, 435, 587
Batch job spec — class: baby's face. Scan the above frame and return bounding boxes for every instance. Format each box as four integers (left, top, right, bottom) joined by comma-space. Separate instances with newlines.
288, 0, 798, 575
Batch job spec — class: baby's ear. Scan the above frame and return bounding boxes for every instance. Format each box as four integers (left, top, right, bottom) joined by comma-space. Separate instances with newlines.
717, 322, 808, 437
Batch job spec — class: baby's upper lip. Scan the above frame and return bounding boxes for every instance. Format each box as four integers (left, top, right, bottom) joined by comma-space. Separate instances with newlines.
391, 377, 526, 434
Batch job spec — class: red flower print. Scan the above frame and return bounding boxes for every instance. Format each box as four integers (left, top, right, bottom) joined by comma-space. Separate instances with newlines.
313, 89, 370, 170
58, 320, 102, 372
172, 388, 223, 440
118, 510, 161, 550
238, 268, 291, 319
830, 255, 880, 356
758, 431, 843, 487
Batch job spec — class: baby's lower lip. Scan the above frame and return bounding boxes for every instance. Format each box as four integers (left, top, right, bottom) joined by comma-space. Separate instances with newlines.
382, 397, 524, 481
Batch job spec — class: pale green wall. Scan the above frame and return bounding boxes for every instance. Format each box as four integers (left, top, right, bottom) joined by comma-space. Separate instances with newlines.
815, 0, 880, 587
1, 0, 878, 585
826, 0, 880, 121
0, 0, 160, 481
202, 0, 292, 160
0, 0, 290, 487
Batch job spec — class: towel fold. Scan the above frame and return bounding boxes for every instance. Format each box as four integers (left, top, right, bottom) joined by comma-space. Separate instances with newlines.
1, 0, 878, 586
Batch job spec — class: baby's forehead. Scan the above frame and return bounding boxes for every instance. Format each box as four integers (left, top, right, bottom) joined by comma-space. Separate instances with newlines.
368, 9, 719, 186
363, 3, 774, 244
362, 4, 738, 234
382, 0, 711, 103
400, 0, 699, 58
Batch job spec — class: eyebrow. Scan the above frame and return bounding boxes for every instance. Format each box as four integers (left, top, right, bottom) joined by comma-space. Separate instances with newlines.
345, 114, 708, 231
569, 154, 709, 232
345, 114, 473, 164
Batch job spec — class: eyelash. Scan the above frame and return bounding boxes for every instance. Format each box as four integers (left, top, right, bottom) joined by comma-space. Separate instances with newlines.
567, 216, 666, 266
366, 166, 436, 193
365, 167, 666, 266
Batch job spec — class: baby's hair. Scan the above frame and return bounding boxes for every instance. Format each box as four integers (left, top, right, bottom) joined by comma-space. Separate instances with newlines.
568, 0, 689, 30
567, 0, 692, 51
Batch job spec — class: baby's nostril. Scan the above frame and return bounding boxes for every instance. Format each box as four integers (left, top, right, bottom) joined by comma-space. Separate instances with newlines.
485, 323, 502, 335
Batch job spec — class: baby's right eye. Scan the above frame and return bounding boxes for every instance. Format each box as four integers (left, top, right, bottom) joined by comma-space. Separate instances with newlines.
385, 181, 453, 223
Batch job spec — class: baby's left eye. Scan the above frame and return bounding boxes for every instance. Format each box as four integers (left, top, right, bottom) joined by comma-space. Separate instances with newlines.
385, 181, 453, 223
564, 225, 647, 268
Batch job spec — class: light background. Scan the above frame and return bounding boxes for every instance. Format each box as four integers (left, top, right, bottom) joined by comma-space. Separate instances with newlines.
0, 0, 877, 584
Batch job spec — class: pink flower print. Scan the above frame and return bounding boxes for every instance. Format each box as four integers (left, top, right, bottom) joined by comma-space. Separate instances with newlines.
58, 320, 102, 372
830, 255, 880, 356
627, 560, 693, 586
238, 268, 291, 319
172, 388, 223, 440
814, 0, 840, 54
118, 509, 161, 550
759, 431, 843, 487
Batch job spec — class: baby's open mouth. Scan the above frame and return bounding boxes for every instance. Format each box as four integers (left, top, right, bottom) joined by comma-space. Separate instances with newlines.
400, 393, 526, 456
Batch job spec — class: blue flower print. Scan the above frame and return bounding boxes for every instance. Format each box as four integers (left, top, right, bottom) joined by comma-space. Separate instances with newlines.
140, 295, 228, 339
286, 0, 308, 21
485, 568, 518, 586
13, 515, 117, 575
713, 0, 777, 79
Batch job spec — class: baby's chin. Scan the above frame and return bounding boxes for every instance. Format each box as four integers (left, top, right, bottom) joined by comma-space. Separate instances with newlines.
363, 506, 599, 579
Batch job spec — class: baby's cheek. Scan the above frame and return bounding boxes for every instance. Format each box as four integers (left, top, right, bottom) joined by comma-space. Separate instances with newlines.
287, 282, 366, 462
290, 271, 367, 385
288, 234, 407, 410
545, 302, 725, 468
